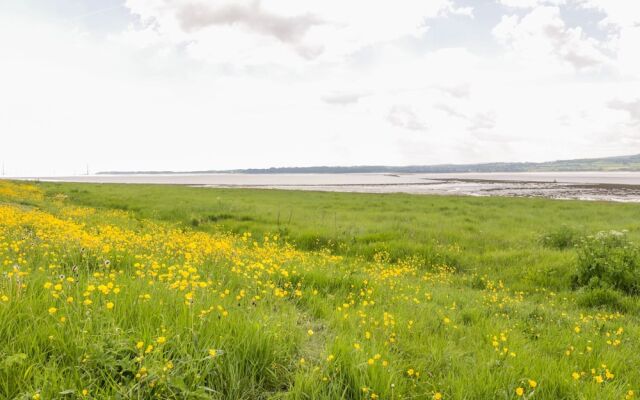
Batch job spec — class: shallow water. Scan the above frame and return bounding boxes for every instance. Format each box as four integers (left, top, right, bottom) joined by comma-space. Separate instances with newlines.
28, 172, 640, 202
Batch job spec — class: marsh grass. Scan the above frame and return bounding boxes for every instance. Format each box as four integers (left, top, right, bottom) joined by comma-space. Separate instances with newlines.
0, 180, 639, 399
540, 226, 581, 250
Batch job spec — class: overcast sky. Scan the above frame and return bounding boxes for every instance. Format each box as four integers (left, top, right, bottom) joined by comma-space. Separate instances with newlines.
1, 0, 639, 176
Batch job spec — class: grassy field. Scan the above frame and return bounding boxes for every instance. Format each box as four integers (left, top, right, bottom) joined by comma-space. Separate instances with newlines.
1, 180, 639, 399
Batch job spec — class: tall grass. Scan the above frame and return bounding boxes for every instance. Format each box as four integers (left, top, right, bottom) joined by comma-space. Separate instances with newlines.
0, 180, 638, 399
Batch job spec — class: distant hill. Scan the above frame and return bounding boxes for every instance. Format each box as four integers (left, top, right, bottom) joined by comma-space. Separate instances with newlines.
98, 154, 640, 175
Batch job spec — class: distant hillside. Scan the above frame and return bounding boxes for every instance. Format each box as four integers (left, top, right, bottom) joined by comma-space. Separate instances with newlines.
529, 154, 640, 172
98, 154, 640, 175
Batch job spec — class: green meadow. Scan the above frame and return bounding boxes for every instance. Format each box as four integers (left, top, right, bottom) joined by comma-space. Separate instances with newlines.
0, 179, 638, 399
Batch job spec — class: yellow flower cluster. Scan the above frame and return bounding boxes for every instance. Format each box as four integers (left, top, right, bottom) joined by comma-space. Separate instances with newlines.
0, 180, 43, 202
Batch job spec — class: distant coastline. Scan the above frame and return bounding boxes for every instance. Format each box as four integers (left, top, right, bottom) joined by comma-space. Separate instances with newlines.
97, 153, 640, 175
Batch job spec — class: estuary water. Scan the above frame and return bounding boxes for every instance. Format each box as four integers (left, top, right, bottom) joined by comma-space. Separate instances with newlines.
32, 171, 640, 202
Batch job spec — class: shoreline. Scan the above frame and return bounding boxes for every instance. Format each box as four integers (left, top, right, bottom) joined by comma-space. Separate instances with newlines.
7, 173, 640, 203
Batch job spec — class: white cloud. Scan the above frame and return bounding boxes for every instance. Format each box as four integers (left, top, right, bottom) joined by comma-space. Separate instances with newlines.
121, 0, 473, 63
498, 0, 566, 8
578, 0, 640, 28
176, 2, 325, 59
609, 98, 640, 126
493, 6, 608, 70
569, 1, 640, 79
322, 92, 369, 106
496, 0, 640, 80
387, 106, 429, 132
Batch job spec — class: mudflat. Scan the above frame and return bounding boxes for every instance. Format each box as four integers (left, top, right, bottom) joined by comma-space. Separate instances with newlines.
32, 171, 640, 202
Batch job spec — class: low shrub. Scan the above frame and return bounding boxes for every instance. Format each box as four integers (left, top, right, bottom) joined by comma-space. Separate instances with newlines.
540, 226, 580, 250
572, 230, 640, 295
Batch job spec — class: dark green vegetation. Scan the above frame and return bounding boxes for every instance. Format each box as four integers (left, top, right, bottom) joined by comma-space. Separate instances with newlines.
98, 153, 640, 174
574, 232, 640, 295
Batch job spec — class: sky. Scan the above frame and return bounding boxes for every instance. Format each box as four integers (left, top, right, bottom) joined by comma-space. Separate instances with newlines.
1, 0, 639, 176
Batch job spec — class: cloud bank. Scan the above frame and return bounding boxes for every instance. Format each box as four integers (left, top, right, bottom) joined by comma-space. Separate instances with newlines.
0, 0, 639, 175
